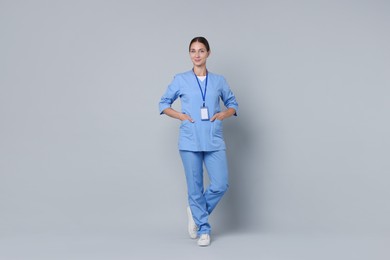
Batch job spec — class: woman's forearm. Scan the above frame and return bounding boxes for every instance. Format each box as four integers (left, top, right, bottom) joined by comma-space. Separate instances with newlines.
162, 108, 183, 120
163, 108, 194, 122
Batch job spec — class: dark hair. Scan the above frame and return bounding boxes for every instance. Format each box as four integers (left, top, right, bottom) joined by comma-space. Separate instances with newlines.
189, 37, 210, 52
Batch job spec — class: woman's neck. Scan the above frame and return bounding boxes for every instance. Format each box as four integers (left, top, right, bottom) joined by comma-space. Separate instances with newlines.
193, 66, 207, 76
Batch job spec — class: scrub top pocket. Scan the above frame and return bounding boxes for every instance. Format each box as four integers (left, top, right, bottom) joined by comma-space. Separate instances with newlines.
211, 119, 224, 139
180, 120, 194, 139
178, 120, 199, 150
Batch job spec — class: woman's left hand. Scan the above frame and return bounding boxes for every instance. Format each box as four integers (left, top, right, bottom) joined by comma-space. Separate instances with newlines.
210, 112, 227, 122
210, 108, 236, 122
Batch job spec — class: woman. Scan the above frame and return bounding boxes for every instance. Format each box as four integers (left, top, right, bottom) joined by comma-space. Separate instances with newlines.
159, 37, 238, 246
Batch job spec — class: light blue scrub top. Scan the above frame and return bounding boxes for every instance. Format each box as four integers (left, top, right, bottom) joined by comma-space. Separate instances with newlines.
159, 70, 239, 151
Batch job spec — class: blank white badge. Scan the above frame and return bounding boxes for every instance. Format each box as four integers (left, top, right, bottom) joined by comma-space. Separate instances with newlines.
200, 107, 209, 120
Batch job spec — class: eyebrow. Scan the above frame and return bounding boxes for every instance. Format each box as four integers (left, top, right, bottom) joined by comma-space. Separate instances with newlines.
190, 48, 206, 51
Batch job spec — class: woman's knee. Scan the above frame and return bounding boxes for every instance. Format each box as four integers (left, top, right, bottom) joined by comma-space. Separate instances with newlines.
210, 183, 229, 194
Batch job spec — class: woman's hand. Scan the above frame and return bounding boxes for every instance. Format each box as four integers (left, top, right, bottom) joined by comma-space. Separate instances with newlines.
210, 112, 227, 121
210, 108, 236, 122
179, 113, 194, 123
163, 108, 194, 122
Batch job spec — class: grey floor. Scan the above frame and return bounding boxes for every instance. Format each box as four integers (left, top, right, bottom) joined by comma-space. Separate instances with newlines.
1, 230, 389, 260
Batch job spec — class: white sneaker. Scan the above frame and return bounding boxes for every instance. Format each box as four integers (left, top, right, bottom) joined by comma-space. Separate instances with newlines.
197, 234, 211, 246
187, 206, 198, 239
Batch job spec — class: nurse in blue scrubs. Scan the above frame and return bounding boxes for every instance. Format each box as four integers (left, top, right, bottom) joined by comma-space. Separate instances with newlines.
159, 37, 238, 247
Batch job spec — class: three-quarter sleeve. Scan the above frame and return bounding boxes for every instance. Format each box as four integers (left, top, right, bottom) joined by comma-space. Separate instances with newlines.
159, 76, 180, 115
220, 77, 239, 115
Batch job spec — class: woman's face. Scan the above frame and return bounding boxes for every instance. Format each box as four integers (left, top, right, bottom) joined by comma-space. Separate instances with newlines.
189, 42, 210, 67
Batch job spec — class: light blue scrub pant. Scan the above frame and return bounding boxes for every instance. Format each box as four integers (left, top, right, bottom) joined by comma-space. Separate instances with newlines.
179, 150, 229, 235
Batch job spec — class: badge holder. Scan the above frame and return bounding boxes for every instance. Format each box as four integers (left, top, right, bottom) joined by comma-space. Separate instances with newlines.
200, 106, 209, 121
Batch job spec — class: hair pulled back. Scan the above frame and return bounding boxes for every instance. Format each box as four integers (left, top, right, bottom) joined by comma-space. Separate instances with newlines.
189, 37, 210, 52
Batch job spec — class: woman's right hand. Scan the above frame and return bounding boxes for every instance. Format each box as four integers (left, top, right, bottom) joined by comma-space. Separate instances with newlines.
162, 108, 194, 122
179, 113, 194, 123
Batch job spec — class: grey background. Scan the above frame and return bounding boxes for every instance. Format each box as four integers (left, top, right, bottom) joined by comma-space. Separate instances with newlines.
1, 0, 389, 259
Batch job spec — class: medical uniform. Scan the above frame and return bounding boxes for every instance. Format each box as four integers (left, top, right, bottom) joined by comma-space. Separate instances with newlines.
159, 70, 238, 235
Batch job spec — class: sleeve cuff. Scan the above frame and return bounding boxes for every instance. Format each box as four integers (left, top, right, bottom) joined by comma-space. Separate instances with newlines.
159, 104, 171, 115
